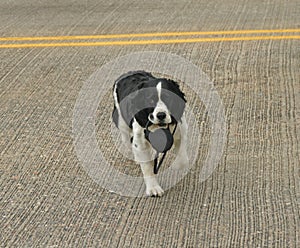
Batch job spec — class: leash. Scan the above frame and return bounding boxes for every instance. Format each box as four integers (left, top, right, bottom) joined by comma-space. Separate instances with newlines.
144, 121, 177, 174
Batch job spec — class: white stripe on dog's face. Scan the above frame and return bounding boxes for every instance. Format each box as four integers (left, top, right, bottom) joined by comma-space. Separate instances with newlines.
157, 82, 162, 100
148, 82, 172, 125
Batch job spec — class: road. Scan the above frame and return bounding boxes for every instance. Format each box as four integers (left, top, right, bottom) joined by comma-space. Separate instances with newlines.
0, 0, 299, 247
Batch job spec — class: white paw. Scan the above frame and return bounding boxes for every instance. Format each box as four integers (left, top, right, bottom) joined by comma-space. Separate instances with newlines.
146, 185, 164, 197
144, 177, 164, 197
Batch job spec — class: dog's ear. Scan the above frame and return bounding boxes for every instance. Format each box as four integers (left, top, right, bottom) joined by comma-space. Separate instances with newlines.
162, 80, 186, 122
167, 79, 186, 101
119, 90, 139, 126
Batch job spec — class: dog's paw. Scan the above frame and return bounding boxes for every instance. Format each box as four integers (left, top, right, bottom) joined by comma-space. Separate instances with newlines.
146, 185, 164, 197
144, 177, 164, 197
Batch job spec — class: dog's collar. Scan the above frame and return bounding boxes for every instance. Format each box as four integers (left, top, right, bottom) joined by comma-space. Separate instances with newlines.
144, 121, 177, 174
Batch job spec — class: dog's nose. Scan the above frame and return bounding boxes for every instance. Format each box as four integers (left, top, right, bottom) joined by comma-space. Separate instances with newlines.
156, 112, 166, 120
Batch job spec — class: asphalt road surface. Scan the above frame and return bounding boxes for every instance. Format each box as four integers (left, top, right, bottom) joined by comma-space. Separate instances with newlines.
1, 0, 299, 247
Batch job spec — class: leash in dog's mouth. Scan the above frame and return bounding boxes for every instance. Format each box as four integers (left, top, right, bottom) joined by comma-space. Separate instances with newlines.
144, 121, 177, 174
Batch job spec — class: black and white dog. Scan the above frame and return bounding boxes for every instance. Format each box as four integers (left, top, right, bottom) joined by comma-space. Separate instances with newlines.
112, 71, 188, 196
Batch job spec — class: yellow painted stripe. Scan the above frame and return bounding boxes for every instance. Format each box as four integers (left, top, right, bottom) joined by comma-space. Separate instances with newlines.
0, 29, 299, 42
0, 35, 299, 49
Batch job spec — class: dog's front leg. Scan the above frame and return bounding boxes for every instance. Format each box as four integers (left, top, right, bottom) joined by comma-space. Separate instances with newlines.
132, 122, 164, 197
132, 141, 164, 197
140, 162, 164, 197
173, 115, 189, 170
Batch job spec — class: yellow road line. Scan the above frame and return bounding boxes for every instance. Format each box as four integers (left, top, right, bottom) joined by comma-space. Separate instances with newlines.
0, 29, 299, 42
0, 35, 299, 49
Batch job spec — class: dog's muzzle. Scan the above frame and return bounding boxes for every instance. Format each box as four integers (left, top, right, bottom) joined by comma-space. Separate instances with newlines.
148, 111, 170, 125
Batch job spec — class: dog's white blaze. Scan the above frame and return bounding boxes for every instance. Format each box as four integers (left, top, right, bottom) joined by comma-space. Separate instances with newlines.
155, 82, 166, 109
156, 82, 162, 100
152, 81, 171, 123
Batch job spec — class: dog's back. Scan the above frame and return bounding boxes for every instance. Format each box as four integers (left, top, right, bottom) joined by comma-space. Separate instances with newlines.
114, 71, 155, 102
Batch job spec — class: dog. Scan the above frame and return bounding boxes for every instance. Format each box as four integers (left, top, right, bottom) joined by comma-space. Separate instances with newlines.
112, 71, 188, 196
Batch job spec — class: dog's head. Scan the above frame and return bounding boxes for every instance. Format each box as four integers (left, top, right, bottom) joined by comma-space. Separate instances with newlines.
121, 78, 186, 128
